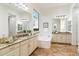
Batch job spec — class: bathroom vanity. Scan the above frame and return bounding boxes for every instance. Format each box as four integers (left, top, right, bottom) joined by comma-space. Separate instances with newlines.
52, 32, 72, 44
0, 32, 39, 56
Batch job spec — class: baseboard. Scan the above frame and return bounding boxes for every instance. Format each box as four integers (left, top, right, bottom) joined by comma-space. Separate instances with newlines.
51, 42, 71, 45
29, 47, 38, 56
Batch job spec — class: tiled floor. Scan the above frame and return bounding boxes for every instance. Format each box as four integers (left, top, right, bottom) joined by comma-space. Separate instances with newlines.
31, 43, 77, 56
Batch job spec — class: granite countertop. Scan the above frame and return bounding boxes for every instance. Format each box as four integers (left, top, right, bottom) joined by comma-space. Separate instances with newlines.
0, 31, 39, 50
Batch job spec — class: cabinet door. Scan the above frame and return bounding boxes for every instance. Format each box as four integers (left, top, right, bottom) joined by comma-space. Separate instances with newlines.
66, 34, 71, 43
28, 38, 34, 55
5, 48, 19, 56
4, 43, 20, 56
52, 34, 59, 42
28, 36, 38, 55
20, 40, 28, 56
0, 46, 11, 56
33, 36, 38, 50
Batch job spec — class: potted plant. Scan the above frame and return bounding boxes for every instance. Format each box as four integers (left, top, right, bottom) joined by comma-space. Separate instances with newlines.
23, 30, 26, 33
27, 30, 32, 35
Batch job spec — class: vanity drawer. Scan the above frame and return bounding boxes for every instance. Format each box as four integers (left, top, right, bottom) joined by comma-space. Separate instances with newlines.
0, 43, 19, 56
4, 47, 19, 56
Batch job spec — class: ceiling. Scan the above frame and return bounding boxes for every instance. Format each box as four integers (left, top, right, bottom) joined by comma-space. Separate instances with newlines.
31, 3, 73, 15
32, 3, 72, 8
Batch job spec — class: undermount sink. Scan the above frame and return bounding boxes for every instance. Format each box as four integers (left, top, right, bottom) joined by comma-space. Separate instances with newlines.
0, 33, 32, 44
0, 36, 18, 44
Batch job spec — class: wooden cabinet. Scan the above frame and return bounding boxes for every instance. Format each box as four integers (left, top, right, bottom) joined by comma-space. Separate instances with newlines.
33, 36, 38, 50
0, 46, 11, 56
20, 35, 38, 56
28, 38, 34, 55
0, 35, 38, 56
20, 40, 28, 56
0, 43, 20, 56
5, 47, 19, 56
28, 36, 38, 55
52, 33, 71, 44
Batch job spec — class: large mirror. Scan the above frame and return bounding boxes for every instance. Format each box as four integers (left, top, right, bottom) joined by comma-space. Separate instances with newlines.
52, 15, 72, 33
8, 12, 32, 37
8, 4, 39, 37
32, 9, 39, 31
